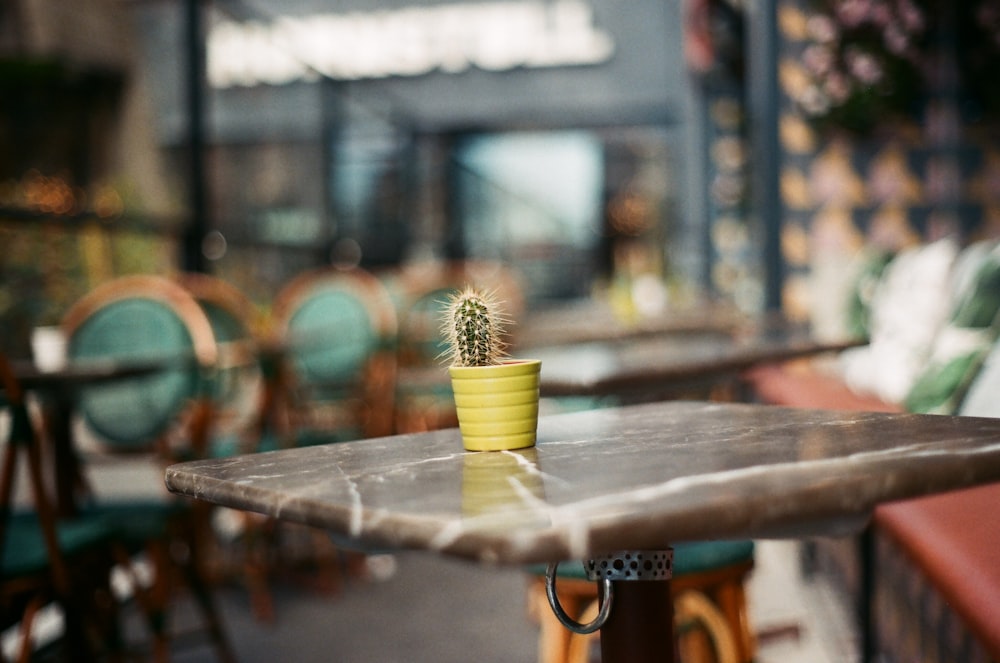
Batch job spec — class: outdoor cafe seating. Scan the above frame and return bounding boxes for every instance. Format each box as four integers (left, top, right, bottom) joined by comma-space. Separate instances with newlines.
4, 260, 766, 660
59, 274, 237, 663
6, 243, 1000, 662
1, 350, 121, 662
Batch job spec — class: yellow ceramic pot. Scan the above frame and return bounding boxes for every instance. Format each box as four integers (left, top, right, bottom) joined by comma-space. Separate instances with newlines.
448, 359, 541, 451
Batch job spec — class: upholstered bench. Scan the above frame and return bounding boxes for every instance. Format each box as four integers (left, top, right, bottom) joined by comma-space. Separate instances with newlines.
874, 484, 1000, 661
744, 237, 1000, 662
742, 363, 904, 414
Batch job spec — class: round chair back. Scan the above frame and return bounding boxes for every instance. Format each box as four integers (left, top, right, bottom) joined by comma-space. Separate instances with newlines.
271, 267, 398, 442
176, 273, 264, 447
62, 275, 217, 451
275, 267, 396, 393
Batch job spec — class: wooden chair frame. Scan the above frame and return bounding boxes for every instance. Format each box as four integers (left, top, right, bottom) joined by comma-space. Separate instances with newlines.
60, 274, 236, 663
1, 352, 120, 662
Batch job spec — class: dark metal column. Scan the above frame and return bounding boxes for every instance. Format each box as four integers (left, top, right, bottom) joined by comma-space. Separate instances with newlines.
182, 0, 208, 273
599, 579, 675, 663
545, 550, 675, 663
745, 0, 782, 311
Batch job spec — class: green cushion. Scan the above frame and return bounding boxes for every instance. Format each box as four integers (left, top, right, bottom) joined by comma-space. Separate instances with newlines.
673, 540, 755, 575
528, 540, 755, 579
209, 431, 249, 458
80, 500, 187, 549
2, 512, 113, 577
294, 426, 365, 447
69, 298, 199, 448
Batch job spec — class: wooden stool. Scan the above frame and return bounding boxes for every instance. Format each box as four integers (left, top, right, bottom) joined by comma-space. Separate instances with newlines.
528, 543, 755, 663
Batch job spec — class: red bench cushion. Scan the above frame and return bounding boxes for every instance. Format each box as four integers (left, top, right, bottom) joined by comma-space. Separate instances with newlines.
743, 364, 904, 413
875, 484, 1000, 660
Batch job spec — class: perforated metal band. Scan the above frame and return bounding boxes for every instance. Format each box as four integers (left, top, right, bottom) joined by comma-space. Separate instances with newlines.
584, 550, 673, 582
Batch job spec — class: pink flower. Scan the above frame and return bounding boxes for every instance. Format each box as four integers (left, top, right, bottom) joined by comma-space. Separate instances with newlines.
898, 0, 925, 34
869, 1, 892, 28
806, 14, 839, 43
803, 45, 835, 76
824, 71, 852, 103
884, 24, 909, 55
835, 0, 871, 28
846, 48, 883, 84
799, 85, 832, 115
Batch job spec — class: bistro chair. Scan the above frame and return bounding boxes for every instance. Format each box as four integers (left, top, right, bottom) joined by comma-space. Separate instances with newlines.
176, 273, 282, 622
1, 351, 121, 662
174, 272, 265, 458
61, 274, 236, 663
529, 541, 756, 663
245, 266, 397, 610
269, 265, 398, 445
386, 260, 524, 433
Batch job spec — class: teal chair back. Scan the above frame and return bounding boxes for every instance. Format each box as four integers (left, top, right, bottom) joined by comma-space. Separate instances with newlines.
272, 267, 398, 442
176, 273, 265, 456
389, 261, 524, 369
288, 289, 380, 393
397, 285, 453, 367
62, 275, 217, 452
60, 278, 237, 663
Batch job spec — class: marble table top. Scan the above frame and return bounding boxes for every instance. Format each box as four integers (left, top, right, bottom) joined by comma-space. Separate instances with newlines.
9, 357, 176, 392
534, 333, 863, 397
517, 299, 742, 348
165, 401, 1000, 566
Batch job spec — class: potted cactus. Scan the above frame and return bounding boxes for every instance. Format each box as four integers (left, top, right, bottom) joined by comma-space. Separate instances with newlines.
442, 286, 541, 451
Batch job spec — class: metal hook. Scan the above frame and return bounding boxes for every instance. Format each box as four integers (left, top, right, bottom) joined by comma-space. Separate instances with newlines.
544, 561, 614, 635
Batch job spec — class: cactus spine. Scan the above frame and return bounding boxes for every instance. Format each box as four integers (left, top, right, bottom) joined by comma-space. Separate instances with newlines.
443, 286, 508, 367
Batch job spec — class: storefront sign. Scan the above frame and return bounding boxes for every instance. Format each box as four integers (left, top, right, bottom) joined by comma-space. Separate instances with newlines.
208, 0, 615, 88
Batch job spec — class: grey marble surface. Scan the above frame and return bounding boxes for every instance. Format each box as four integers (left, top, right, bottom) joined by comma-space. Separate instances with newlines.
534, 334, 862, 396
165, 401, 1000, 566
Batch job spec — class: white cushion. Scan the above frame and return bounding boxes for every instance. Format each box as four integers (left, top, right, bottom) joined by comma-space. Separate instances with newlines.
960, 340, 1000, 418
839, 237, 959, 403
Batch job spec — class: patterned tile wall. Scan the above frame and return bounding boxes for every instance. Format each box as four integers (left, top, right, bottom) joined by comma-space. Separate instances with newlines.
775, 0, 1000, 335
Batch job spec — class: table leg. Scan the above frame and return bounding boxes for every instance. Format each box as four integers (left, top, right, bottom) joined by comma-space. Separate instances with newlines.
600, 576, 675, 663
545, 550, 675, 663
39, 394, 83, 517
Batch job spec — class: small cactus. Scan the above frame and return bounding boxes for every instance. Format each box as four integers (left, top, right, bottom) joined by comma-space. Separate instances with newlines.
442, 286, 509, 367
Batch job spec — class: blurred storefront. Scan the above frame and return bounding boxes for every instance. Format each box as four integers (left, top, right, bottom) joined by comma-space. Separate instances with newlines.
134, 0, 708, 308
1, 0, 758, 353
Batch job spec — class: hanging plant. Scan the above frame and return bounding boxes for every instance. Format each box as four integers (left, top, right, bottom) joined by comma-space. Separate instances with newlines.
958, 0, 1000, 121
793, 0, 929, 134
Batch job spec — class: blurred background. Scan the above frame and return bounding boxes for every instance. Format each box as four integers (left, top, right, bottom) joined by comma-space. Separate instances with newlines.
1, 0, 998, 350
3, 3, 1000, 662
